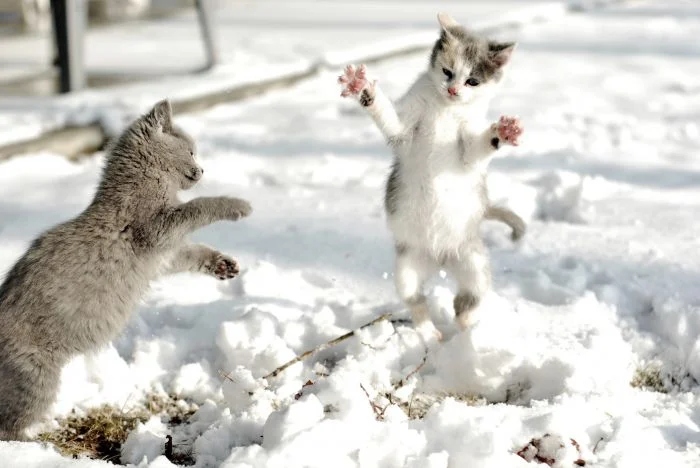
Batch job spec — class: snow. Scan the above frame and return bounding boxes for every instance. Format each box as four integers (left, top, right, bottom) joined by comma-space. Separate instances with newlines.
121, 417, 169, 466
2, 0, 700, 467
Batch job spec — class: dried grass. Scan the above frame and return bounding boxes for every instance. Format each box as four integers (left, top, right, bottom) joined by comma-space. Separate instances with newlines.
630, 366, 667, 393
37, 393, 197, 465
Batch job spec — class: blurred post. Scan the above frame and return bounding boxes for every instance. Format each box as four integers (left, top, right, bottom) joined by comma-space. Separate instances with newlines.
50, 0, 86, 93
195, 0, 218, 70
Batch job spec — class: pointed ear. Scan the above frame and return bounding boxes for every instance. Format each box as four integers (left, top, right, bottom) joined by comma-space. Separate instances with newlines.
489, 41, 516, 68
437, 12, 459, 32
147, 99, 173, 133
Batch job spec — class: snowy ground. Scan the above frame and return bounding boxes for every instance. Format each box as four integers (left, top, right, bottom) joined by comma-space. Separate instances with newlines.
2, 0, 700, 467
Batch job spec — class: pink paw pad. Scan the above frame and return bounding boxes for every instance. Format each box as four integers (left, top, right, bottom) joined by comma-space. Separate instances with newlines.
213, 256, 239, 280
338, 64, 372, 98
496, 116, 523, 146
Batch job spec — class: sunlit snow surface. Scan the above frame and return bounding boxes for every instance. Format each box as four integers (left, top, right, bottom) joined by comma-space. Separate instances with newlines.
1, 1, 700, 467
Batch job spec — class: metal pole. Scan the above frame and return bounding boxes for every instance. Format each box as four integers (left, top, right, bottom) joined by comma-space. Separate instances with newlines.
50, 0, 86, 93
194, 0, 218, 70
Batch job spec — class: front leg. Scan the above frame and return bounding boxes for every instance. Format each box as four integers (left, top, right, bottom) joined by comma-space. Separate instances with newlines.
135, 196, 252, 250
338, 64, 407, 144
165, 243, 240, 280
465, 115, 524, 162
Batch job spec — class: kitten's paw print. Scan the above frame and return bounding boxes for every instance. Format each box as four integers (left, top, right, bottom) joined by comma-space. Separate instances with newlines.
493, 115, 523, 146
338, 64, 376, 105
208, 254, 240, 280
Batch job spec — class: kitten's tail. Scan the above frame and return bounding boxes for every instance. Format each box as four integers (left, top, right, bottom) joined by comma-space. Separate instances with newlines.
484, 205, 526, 242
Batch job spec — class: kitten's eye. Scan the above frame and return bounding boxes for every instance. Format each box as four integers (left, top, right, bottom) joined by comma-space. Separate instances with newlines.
189, 151, 194, 157
465, 77, 480, 86
442, 68, 453, 80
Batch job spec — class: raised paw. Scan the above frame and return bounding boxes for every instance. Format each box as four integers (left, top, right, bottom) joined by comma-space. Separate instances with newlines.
493, 115, 523, 146
338, 64, 376, 104
229, 198, 253, 220
209, 254, 240, 280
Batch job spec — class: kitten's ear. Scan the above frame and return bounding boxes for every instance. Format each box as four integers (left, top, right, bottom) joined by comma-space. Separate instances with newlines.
489, 41, 516, 68
437, 12, 459, 32
147, 99, 173, 133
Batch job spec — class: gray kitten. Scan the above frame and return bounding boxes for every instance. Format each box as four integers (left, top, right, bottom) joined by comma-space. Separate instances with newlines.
339, 13, 525, 342
0, 99, 251, 440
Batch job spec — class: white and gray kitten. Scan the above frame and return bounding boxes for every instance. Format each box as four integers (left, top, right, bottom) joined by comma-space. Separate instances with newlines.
339, 13, 525, 342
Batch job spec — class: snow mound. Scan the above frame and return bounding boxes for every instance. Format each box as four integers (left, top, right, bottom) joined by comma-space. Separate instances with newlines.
120, 416, 168, 465
531, 171, 592, 224
651, 297, 700, 386
427, 292, 635, 403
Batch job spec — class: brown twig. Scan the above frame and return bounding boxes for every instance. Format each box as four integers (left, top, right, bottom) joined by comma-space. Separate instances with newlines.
392, 347, 428, 390
218, 369, 255, 396
592, 437, 604, 454
263, 313, 392, 379
218, 369, 235, 383
359, 383, 387, 421
360, 325, 397, 350
389, 318, 412, 326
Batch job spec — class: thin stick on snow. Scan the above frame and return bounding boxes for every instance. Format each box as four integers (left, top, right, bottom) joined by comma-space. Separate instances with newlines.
593, 437, 605, 454
263, 313, 392, 379
360, 383, 386, 421
218, 369, 255, 396
392, 347, 428, 390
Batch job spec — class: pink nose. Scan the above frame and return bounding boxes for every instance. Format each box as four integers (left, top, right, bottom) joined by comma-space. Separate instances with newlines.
448, 86, 458, 96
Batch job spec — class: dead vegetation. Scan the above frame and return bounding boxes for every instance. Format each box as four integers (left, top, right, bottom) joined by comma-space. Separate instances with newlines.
38, 404, 148, 463
630, 365, 667, 393
267, 323, 488, 422
383, 391, 486, 420
37, 393, 197, 465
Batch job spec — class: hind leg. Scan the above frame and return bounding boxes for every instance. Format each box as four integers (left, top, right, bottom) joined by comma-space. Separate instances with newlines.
0, 354, 60, 441
444, 242, 492, 330
394, 245, 441, 343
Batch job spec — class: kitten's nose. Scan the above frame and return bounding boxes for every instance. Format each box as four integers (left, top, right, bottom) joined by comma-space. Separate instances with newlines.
191, 167, 204, 180
448, 86, 458, 96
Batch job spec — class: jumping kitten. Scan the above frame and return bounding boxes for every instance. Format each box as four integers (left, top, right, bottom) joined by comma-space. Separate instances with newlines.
0, 99, 251, 441
338, 13, 525, 342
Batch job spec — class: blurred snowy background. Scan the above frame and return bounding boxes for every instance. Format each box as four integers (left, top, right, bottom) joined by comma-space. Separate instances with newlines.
0, 1, 699, 467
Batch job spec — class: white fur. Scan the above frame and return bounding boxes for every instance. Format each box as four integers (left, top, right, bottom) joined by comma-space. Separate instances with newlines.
358, 68, 508, 341
342, 18, 518, 339
372, 74, 497, 258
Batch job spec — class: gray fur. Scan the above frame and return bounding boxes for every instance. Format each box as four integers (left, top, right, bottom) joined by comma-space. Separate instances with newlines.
429, 24, 514, 86
454, 291, 481, 330
384, 160, 401, 215
454, 292, 480, 317
0, 99, 251, 440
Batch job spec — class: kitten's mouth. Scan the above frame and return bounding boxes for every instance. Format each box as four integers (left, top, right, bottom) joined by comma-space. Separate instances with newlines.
185, 172, 202, 182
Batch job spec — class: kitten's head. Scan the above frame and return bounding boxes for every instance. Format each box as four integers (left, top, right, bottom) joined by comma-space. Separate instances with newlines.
429, 13, 516, 105
117, 99, 203, 191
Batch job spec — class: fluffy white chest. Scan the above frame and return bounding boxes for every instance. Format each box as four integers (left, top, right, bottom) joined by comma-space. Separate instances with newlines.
388, 107, 487, 253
